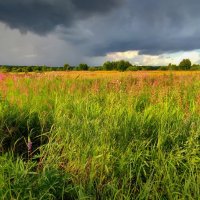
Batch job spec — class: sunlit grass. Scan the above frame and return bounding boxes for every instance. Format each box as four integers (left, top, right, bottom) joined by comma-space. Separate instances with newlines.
0, 71, 200, 199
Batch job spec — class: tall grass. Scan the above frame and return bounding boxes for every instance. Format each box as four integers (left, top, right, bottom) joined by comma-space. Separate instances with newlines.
0, 72, 200, 199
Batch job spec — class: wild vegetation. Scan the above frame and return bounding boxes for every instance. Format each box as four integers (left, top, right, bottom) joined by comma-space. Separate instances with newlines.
0, 71, 200, 199
1, 58, 200, 73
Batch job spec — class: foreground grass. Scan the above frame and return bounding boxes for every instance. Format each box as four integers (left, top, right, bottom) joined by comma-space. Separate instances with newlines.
0, 71, 200, 199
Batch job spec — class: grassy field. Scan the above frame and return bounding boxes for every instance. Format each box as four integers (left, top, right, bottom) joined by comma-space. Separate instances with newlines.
0, 71, 200, 199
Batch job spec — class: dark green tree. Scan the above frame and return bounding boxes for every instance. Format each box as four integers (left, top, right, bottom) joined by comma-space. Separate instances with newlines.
103, 61, 115, 70
63, 64, 71, 71
179, 59, 192, 70
78, 63, 89, 71
116, 60, 132, 71
168, 63, 179, 70
126, 66, 138, 71
159, 66, 168, 71
191, 64, 200, 70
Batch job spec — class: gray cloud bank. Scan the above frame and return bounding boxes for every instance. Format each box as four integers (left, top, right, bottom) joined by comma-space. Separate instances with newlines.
0, 0, 121, 34
0, 0, 200, 59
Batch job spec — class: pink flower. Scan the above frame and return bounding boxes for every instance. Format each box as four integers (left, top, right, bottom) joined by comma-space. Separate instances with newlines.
0, 74, 5, 81
153, 80, 159, 86
27, 141, 33, 152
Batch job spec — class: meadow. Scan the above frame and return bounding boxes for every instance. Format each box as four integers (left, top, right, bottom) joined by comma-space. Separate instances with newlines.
0, 71, 200, 199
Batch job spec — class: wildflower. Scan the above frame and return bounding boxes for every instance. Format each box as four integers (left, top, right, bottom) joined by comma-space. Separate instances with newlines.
0, 74, 5, 81
27, 137, 33, 152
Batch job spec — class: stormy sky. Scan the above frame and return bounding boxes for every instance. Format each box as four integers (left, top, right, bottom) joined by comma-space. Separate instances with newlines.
1, 0, 200, 66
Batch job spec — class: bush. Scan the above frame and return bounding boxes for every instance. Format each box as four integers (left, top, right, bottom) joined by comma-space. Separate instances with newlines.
159, 66, 168, 71
126, 66, 138, 71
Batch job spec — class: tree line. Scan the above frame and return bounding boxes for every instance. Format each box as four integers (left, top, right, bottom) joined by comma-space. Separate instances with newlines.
0, 59, 199, 73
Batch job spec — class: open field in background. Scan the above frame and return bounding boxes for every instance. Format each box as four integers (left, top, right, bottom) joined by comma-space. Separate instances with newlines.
0, 71, 200, 199
40, 70, 200, 79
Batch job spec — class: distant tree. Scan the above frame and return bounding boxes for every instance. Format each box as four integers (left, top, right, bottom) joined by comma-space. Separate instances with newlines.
179, 59, 192, 70
78, 63, 89, 71
89, 66, 101, 71
116, 60, 132, 71
24, 67, 29, 73
168, 63, 172, 70
96, 66, 103, 71
103, 61, 115, 70
41, 66, 47, 72
27, 66, 33, 72
33, 66, 42, 72
63, 64, 71, 71
0, 66, 10, 72
191, 64, 200, 70
168, 63, 179, 70
159, 66, 168, 71
126, 66, 138, 71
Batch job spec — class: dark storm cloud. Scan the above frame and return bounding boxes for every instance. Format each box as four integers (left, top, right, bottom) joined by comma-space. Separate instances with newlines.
88, 0, 200, 55
1, 0, 200, 56
0, 0, 121, 34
